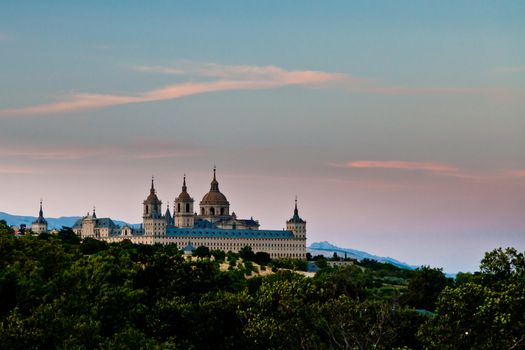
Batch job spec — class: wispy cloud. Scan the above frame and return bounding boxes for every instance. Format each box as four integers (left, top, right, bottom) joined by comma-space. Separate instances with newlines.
494, 66, 525, 73
133, 62, 344, 84
0, 140, 201, 161
0, 166, 34, 174
330, 160, 459, 174
2, 61, 523, 118
509, 170, 525, 177
0, 63, 343, 117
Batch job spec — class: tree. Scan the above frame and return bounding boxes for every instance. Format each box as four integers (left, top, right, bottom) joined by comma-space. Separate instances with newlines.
419, 248, 525, 349
210, 249, 226, 262
254, 251, 271, 266
0, 220, 13, 236
57, 227, 81, 245
193, 245, 210, 258
81, 237, 109, 255
239, 246, 255, 262
402, 266, 452, 311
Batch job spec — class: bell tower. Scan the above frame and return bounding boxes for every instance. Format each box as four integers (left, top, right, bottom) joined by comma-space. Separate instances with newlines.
175, 175, 195, 227
142, 177, 165, 236
286, 197, 306, 238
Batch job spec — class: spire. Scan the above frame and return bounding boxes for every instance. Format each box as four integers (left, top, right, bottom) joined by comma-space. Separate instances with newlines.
39, 199, 43, 218
210, 166, 219, 191
92, 206, 97, 219
150, 176, 155, 194
288, 195, 305, 223
165, 202, 172, 225
182, 174, 187, 192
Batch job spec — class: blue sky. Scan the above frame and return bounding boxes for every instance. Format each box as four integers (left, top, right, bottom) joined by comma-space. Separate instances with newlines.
1, 1, 524, 272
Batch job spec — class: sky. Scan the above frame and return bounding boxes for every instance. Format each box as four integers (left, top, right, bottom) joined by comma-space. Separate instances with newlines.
1, 1, 524, 273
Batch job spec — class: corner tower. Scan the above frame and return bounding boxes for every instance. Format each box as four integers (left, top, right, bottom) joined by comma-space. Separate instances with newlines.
175, 175, 195, 228
31, 200, 48, 234
286, 198, 306, 238
143, 177, 165, 236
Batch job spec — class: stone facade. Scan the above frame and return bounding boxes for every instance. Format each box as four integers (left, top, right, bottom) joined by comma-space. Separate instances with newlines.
73, 169, 307, 259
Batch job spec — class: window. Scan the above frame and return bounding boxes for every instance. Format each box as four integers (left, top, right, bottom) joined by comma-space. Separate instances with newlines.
178, 203, 181, 212
220, 208, 225, 215
210, 207, 215, 215
186, 203, 190, 213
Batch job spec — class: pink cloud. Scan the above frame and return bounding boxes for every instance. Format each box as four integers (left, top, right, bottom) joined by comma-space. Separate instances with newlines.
0, 140, 201, 160
133, 62, 344, 84
509, 170, 525, 177
331, 160, 459, 173
2, 60, 522, 118
0, 166, 34, 174
0, 64, 343, 117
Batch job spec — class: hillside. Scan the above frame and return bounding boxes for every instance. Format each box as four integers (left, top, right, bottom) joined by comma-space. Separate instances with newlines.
308, 241, 415, 270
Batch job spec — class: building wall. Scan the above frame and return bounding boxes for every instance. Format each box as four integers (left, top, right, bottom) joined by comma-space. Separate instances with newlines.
98, 234, 306, 259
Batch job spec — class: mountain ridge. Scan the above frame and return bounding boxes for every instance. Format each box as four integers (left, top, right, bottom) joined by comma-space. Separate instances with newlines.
0, 211, 138, 229
308, 241, 416, 270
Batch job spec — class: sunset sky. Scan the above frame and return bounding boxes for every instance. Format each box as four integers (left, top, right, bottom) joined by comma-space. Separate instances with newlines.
1, 1, 524, 272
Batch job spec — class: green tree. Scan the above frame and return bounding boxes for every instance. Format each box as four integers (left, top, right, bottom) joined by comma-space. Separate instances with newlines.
254, 251, 271, 266
0, 220, 13, 236
193, 245, 210, 258
402, 266, 451, 311
239, 245, 256, 262
419, 248, 525, 349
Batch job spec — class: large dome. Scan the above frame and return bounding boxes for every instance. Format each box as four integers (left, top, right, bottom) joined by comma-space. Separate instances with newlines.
200, 168, 229, 206
201, 190, 229, 205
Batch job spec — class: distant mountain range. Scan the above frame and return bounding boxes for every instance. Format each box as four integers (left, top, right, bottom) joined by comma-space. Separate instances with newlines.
308, 241, 416, 270
0, 212, 138, 229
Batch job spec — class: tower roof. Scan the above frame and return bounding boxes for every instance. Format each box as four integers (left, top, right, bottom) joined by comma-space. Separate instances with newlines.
144, 176, 161, 204
165, 203, 173, 224
176, 174, 193, 202
287, 197, 305, 224
200, 167, 229, 205
33, 200, 48, 225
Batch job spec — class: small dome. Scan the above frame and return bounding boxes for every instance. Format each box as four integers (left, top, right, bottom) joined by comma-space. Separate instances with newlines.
145, 191, 161, 204
176, 175, 194, 202
144, 177, 161, 204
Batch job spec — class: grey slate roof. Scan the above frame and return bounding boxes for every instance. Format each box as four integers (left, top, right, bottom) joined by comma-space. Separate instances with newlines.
166, 227, 294, 239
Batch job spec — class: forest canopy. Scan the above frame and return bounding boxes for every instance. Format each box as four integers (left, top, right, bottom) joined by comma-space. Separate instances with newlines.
0, 221, 523, 349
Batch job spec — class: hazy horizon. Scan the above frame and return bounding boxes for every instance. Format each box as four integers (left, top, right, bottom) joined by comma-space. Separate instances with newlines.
1, 1, 524, 273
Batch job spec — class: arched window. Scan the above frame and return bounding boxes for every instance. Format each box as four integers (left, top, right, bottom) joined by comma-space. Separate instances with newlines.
186, 203, 190, 213
146, 206, 149, 214
220, 208, 225, 216
201, 208, 205, 215
210, 207, 215, 215
177, 203, 181, 212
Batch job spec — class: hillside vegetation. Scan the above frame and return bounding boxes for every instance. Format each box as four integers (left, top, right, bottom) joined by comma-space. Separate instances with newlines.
0, 220, 523, 349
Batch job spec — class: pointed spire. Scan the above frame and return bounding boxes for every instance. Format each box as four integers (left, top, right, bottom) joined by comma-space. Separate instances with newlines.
150, 176, 155, 194
210, 166, 219, 191
39, 199, 43, 218
92, 206, 97, 218
294, 196, 299, 217
182, 174, 187, 192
